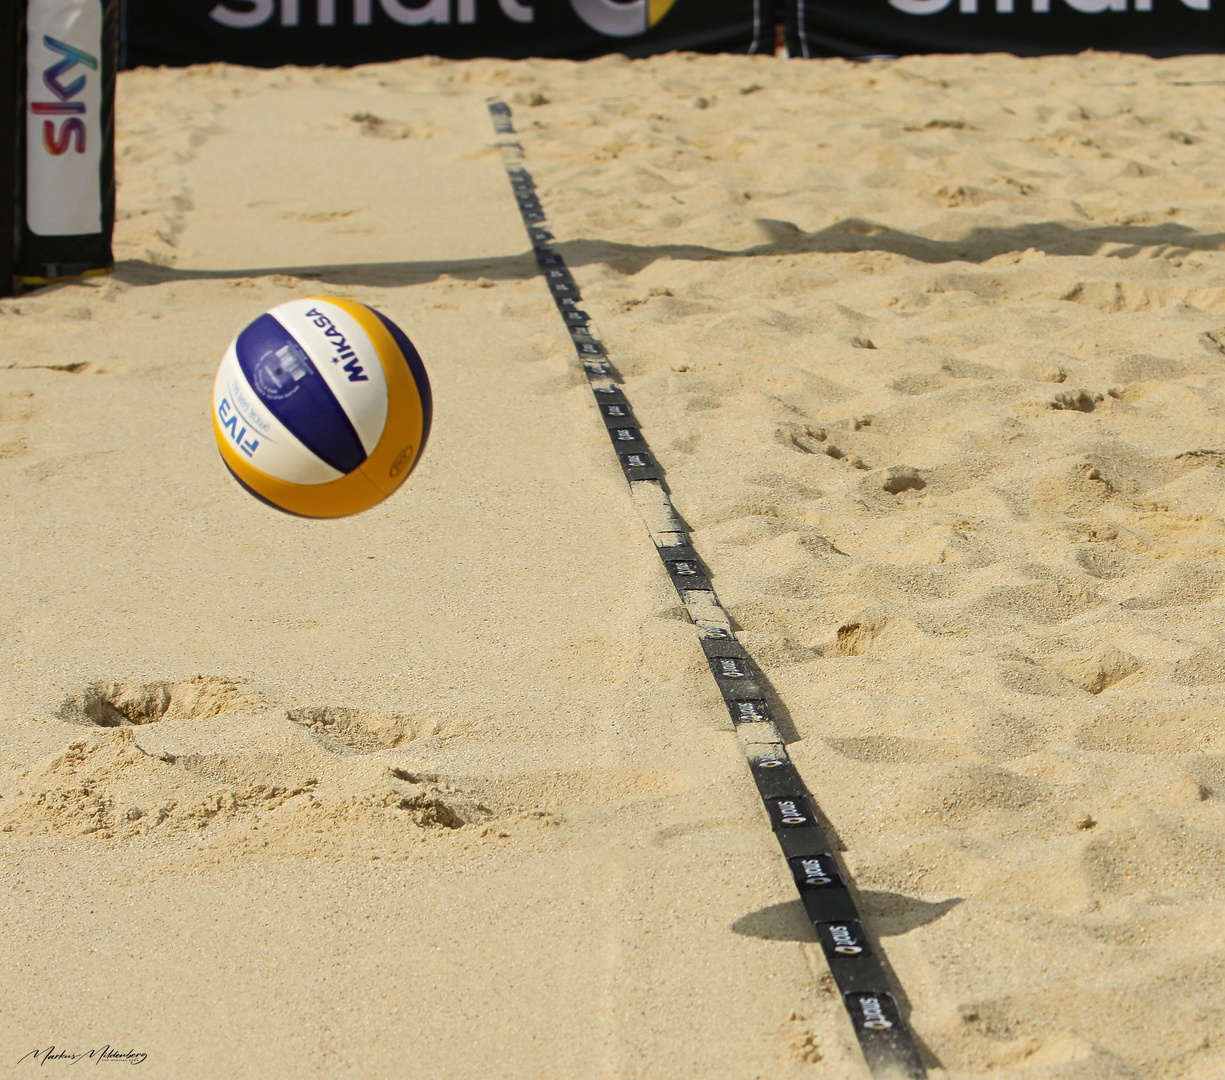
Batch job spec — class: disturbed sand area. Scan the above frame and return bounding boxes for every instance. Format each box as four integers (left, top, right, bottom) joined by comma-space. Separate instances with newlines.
2, 48, 1225, 1079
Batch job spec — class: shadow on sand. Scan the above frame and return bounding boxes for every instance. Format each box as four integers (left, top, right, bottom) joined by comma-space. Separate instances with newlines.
103, 214, 1224, 291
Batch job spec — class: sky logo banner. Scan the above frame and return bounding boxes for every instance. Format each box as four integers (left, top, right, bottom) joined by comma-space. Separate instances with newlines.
18, 0, 117, 284
788, 0, 1221, 57
122, 0, 765, 67
26, 1, 103, 236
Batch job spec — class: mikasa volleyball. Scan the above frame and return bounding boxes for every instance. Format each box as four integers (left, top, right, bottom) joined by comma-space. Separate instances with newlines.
212, 298, 432, 518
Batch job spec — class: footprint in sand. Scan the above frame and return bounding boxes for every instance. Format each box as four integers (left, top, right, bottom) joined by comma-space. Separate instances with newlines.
856, 466, 927, 514
776, 422, 869, 469
57, 676, 260, 727
1050, 388, 1103, 412
2, 731, 499, 842
1053, 646, 1140, 694
286, 705, 436, 753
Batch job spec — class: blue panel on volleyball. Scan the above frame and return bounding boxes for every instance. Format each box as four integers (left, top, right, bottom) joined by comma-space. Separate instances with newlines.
235, 313, 368, 476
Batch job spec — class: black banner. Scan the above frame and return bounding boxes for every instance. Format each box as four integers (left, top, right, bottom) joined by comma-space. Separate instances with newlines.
19, 0, 117, 285
122, 0, 767, 68
788, 0, 1222, 58
1, 2, 19, 296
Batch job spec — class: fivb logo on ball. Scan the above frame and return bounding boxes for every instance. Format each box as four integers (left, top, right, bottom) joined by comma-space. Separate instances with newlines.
25, 0, 104, 237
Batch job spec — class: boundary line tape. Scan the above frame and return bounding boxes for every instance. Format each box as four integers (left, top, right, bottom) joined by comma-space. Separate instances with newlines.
487, 100, 927, 1080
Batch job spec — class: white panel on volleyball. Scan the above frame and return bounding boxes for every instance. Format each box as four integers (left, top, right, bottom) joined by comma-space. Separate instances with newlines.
270, 300, 389, 456
214, 347, 343, 485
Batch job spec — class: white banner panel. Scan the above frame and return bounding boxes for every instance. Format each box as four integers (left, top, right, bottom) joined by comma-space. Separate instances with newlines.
26, 0, 102, 236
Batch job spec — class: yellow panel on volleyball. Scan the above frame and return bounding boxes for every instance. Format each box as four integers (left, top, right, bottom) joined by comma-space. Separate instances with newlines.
213, 412, 389, 518
320, 298, 428, 499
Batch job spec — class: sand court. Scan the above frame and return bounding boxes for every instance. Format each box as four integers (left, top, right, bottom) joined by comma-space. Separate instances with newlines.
3, 47, 1225, 1079
0, 69, 829, 1078
167, 67, 528, 271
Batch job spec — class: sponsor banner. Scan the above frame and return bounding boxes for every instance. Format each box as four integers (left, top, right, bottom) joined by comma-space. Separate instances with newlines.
2, 3, 20, 295
787, 0, 1222, 58
27, 0, 103, 236
19, 0, 117, 283
122, 0, 767, 68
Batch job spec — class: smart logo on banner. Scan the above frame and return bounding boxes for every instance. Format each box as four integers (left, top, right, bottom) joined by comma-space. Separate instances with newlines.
206, 0, 538, 28
570, 0, 677, 36
124, 0, 762, 67
203, 0, 685, 32
790, 0, 1220, 57
26, 0, 104, 236
886, 0, 1205, 14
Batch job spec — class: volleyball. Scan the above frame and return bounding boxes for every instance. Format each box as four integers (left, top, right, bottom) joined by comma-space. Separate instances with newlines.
211, 297, 432, 518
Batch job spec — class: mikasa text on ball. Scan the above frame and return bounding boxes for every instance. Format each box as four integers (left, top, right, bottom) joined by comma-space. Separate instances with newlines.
212, 298, 432, 518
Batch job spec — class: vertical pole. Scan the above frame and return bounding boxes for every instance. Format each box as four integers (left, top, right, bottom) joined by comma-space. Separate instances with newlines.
0, 0, 21, 297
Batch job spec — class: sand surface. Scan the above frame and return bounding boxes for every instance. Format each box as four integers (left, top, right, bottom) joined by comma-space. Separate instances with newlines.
3, 47, 1225, 1079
